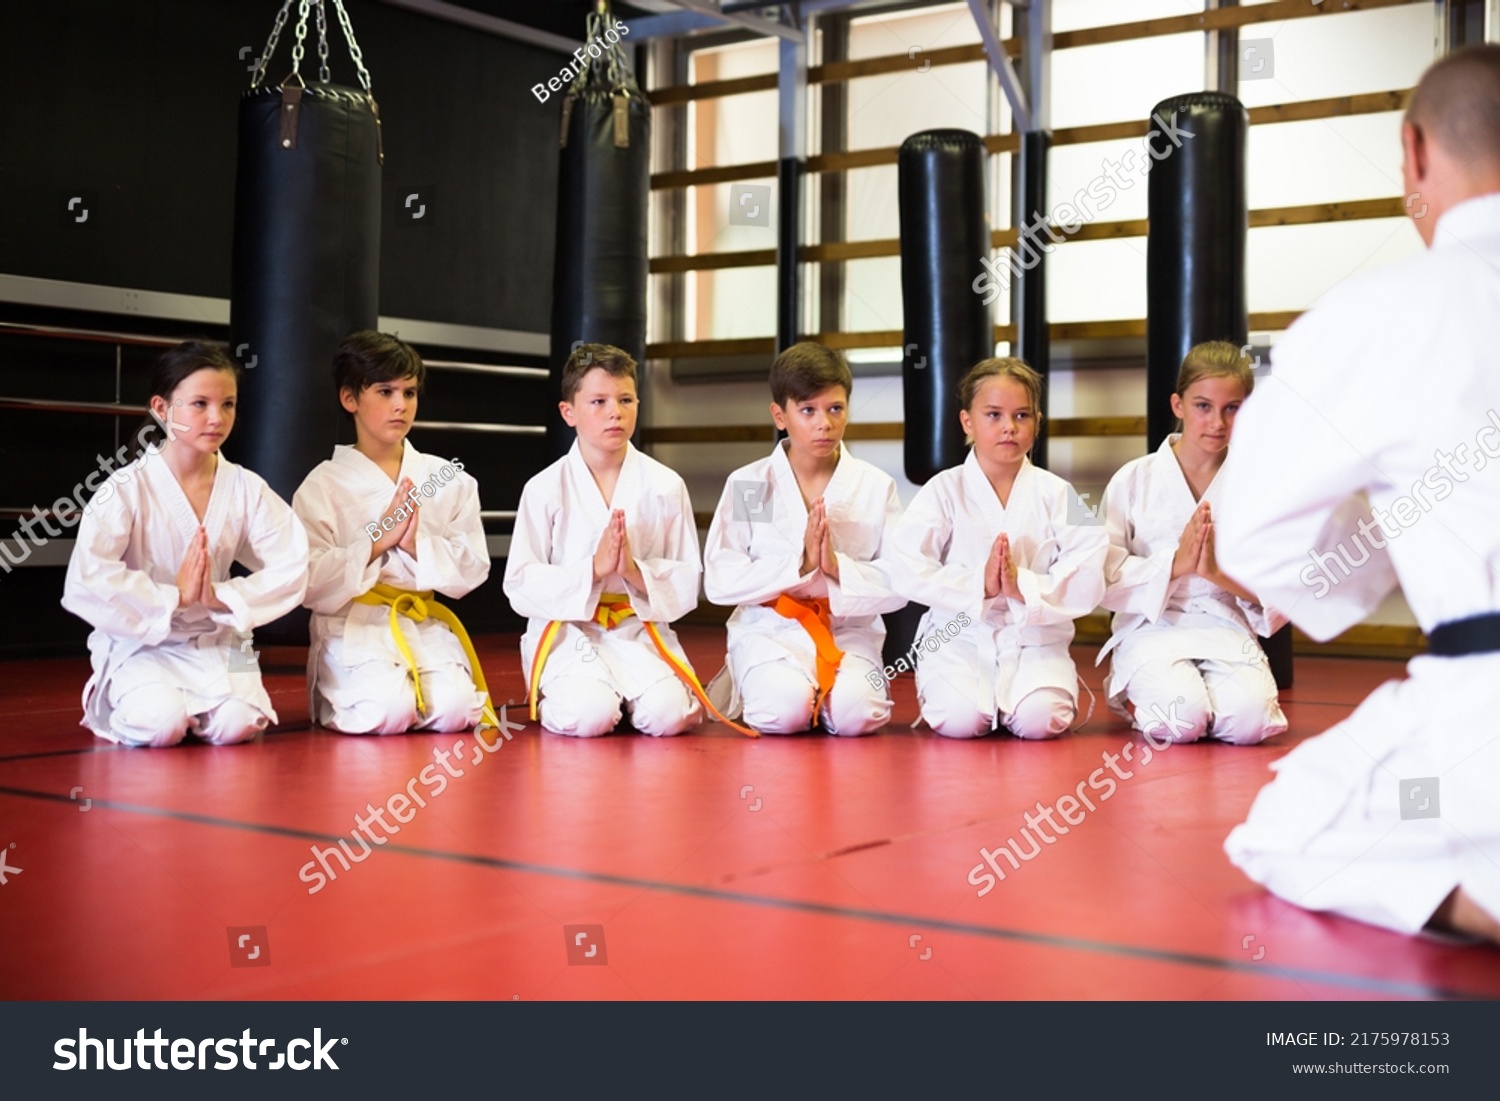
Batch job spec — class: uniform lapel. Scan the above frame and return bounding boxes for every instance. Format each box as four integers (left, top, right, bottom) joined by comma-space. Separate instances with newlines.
963, 448, 1009, 537
1161, 434, 1205, 510
565, 440, 615, 524
767, 440, 812, 547
143, 450, 204, 542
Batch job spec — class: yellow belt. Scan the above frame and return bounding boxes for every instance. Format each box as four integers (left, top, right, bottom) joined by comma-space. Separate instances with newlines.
353, 584, 501, 740
529, 592, 758, 738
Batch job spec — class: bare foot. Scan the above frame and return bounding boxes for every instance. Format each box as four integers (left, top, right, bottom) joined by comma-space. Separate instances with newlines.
1428, 888, 1500, 945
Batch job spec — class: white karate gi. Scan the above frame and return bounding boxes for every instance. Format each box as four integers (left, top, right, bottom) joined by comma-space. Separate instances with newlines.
503, 441, 703, 738
62, 451, 309, 747
293, 444, 490, 735
1098, 435, 1288, 745
703, 442, 905, 735
888, 452, 1108, 739
1218, 193, 1500, 934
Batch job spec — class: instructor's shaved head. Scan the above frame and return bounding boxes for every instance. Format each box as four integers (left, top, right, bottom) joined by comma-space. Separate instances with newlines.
1401, 45, 1500, 245
1406, 44, 1500, 163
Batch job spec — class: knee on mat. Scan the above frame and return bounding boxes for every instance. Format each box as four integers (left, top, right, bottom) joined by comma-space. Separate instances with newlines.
743, 692, 815, 734
1134, 696, 1209, 744
823, 695, 889, 737
741, 666, 816, 734
418, 672, 481, 734
1006, 692, 1074, 741
919, 676, 991, 739
113, 685, 192, 748
327, 682, 421, 735
541, 682, 622, 738
822, 674, 891, 737
1209, 704, 1284, 746
630, 680, 701, 737
922, 701, 990, 739
199, 699, 267, 745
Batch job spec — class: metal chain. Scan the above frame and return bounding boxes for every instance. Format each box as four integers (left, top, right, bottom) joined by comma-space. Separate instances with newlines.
332, 0, 374, 92
250, 0, 295, 89
315, 0, 331, 83
571, 8, 635, 93
289, 0, 310, 82
608, 11, 629, 89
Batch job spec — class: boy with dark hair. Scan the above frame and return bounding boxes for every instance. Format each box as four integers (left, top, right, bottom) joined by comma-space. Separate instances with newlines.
703, 342, 905, 735
293, 330, 498, 735
504, 342, 720, 737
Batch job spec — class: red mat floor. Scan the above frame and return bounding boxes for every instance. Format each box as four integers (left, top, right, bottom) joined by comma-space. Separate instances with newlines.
2, 629, 1497, 1001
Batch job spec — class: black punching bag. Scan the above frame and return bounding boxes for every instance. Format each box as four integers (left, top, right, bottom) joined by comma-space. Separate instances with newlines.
1146, 92, 1246, 451
899, 130, 993, 485
549, 6, 649, 460
1146, 92, 1291, 688
230, 4, 382, 506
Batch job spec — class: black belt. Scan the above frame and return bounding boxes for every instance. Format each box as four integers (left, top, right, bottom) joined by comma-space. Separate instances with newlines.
1427, 612, 1500, 657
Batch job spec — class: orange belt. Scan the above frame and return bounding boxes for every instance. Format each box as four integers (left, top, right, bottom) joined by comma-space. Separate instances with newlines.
764, 593, 845, 716
528, 593, 758, 738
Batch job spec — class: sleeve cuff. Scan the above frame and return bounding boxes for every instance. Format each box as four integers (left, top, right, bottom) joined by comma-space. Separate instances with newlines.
209, 583, 254, 634
1008, 567, 1043, 623
144, 584, 182, 646
634, 556, 700, 622
348, 539, 382, 598
1140, 554, 1175, 623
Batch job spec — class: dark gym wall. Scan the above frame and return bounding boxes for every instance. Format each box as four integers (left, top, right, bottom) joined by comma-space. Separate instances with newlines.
0, 1, 588, 656
0, 0, 567, 332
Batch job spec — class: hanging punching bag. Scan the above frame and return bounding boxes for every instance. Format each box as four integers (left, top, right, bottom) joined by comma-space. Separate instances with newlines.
1146, 92, 1246, 451
549, 5, 649, 460
1146, 91, 1291, 688
899, 130, 993, 485
230, 0, 382, 504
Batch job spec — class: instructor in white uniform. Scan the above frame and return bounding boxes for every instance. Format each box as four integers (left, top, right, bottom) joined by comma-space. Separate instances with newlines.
1217, 46, 1500, 944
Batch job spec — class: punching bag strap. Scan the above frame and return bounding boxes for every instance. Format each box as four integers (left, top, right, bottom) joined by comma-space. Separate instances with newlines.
366, 94, 384, 165
279, 82, 304, 150
612, 94, 630, 148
